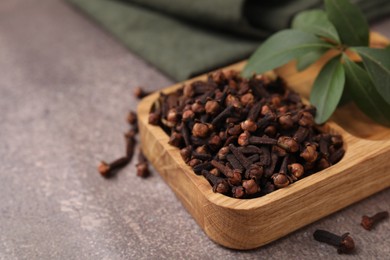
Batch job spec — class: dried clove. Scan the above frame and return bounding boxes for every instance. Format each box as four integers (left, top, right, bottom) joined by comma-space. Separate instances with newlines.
226, 154, 244, 171
192, 123, 210, 138
300, 143, 318, 163
277, 136, 299, 153
98, 157, 130, 178
127, 110, 137, 125
168, 132, 183, 147
329, 147, 345, 164
180, 146, 192, 163
125, 129, 137, 161
136, 151, 150, 178
148, 111, 161, 125
232, 186, 245, 198
238, 131, 277, 146
134, 86, 151, 99
192, 161, 213, 175
293, 126, 309, 143
313, 230, 355, 254
242, 179, 260, 195
361, 211, 389, 231
229, 144, 252, 169
245, 164, 263, 181
202, 170, 230, 194
210, 160, 242, 185
211, 105, 234, 126
288, 163, 304, 181
272, 173, 290, 188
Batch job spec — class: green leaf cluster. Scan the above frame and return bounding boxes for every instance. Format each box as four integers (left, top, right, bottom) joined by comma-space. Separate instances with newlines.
242, 0, 390, 126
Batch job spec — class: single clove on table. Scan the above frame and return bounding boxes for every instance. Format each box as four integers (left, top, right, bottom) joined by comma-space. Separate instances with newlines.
313, 229, 355, 254
361, 211, 389, 231
149, 70, 345, 198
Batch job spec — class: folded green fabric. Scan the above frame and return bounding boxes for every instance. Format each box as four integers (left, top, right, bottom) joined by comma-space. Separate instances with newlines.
67, 0, 390, 81
244, 0, 390, 32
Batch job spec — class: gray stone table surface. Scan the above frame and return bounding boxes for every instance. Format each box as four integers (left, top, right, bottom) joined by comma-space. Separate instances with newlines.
0, 0, 389, 259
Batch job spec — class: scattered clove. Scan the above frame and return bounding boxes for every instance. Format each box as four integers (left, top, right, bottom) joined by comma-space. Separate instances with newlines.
313, 229, 355, 254
98, 86, 152, 179
136, 150, 150, 178
361, 211, 389, 231
98, 157, 130, 178
125, 129, 137, 161
127, 110, 137, 125
134, 86, 151, 99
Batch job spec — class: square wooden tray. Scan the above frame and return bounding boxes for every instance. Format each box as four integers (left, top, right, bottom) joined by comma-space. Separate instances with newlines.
137, 32, 390, 250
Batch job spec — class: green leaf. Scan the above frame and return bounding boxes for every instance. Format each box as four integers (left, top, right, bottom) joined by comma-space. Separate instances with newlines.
338, 62, 366, 106
242, 29, 332, 77
296, 49, 326, 72
343, 54, 390, 127
354, 47, 390, 104
338, 84, 352, 107
325, 0, 369, 46
292, 9, 340, 43
310, 55, 345, 124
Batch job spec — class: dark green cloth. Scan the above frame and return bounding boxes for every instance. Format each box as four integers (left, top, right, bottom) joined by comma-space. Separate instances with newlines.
67, 0, 390, 81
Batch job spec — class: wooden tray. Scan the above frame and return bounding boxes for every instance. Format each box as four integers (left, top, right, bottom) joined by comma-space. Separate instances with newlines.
137, 32, 390, 250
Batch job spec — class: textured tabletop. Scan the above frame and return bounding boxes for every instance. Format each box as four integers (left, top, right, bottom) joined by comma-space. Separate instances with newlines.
1, 0, 389, 259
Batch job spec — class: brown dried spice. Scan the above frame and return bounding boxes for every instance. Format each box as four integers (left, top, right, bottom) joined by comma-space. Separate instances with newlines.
149, 70, 345, 198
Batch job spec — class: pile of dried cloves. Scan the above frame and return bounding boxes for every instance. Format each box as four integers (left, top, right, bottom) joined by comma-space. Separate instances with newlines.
149, 70, 345, 198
